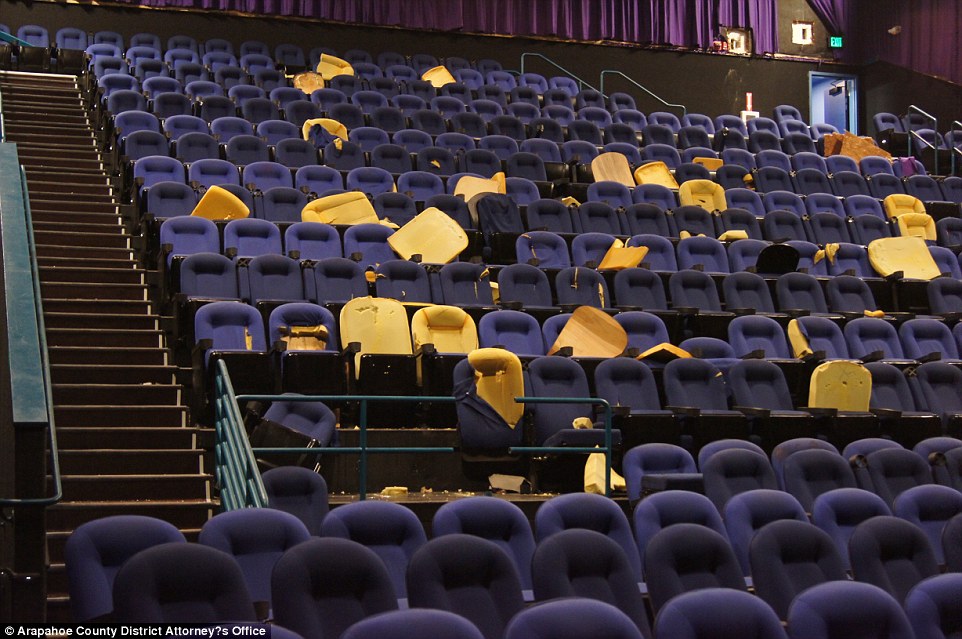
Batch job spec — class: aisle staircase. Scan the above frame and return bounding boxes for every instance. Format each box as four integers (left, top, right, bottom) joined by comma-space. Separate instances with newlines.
0, 70, 216, 621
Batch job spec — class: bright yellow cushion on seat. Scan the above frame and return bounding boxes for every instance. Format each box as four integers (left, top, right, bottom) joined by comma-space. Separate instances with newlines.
895, 212, 937, 242
867, 236, 940, 280
411, 305, 478, 355
808, 360, 871, 411
421, 65, 456, 88
301, 191, 379, 225
547, 306, 628, 357
387, 207, 468, 264
883, 193, 926, 219
468, 348, 524, 427
678, 179, 726, 211
315, 54, 353, 80
591, 152, 634, 187
633, 161, 679, 189
339, 296, 413, 377
191, 185, 250, 220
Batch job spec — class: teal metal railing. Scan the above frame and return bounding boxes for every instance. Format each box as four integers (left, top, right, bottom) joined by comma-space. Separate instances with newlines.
600, 70, 686, 116
0, 147, 61, 508
907, 105, 938, 176
520, 53, 600, 93
213, 360, 268, 510
0, 31, 31, 48
212, 364, 616, 507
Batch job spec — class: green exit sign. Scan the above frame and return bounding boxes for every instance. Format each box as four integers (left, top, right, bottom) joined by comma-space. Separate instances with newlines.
829, 36, 844, 48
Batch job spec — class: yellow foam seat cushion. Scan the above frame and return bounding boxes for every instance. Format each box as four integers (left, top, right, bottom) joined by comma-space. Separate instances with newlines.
883, 193, 926, 219
678, 179, 726, 211
301, 191, 379, 225
301, 117, 348, 142
316, 54, 353, 80
808, 360, 871, 411
693, 157, 724, 171
339, 297, 413, 376
787, 318, 813, 358
598, 240, 648, 270
387, 207, 468, 264
468, 348, 524, 427
421, 65, 456, 88
867, 236, 941, 280
895, 212, 937, 242
411, 305, 478, 355
191, 185, 250, 220
633, 161, 678, 189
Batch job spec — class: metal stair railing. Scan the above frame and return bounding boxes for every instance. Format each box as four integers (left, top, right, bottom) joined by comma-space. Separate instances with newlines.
600, 69, 686, 117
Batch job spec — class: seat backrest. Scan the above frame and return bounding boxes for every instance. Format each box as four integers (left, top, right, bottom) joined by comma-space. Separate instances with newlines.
811, 488, 892, 569
723, 489, 808, 575
432, 497, 535, 591
531, 529, 651, 638
112, 543, 255, 622
526, 357, 595, 446
477, 310, 545, 357
198, 508, 310, 605
320, 500, 426, 597
407, 535, 524, 639
701, 448, 778, 511
727, 359, 794, 413
864, 448, 933, 508
534, 492, 641, 580
783, 449, 857, 513
339, 297, 413, 361
893, 483, 962, 565
272, 538, 398, 638
65, 516, 187, 621
496, 263, 553, 309
643, 524, 746, 614
668, 269, 723, 312
786, 580, 914, 639
848, 515, 939, 603
728, 314, 791, 359
632, 489, 724, 572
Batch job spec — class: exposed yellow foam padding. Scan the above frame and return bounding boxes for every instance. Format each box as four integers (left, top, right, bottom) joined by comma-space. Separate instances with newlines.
693, 157, 724, 171
678, 179, 726, 211
468, 348, 524, 428
598, 240, 649, 270
316, 54, 353, 80
883, 194, 926, 220
867, 236, 941, 280
340, 296, 413, 377
411, 305, 478, 355
547, 306, 628, 358
808, 360, 871, 411
387, 207, 468, 264
454, 174, 505, 200
422, 65, 456, 88
895, 212, 937, 242
591, 152, 635, 187
291, 71, 325, 95
190, 185, 250, 220
633, 161, 678, 189
717, 230, 749, 241
635, 343, 691, 363
301, 117, 348, 142
301, 191, 379, 225
585, 452, 626, 494
787, 319, 813, 358
561, 196, 581, 207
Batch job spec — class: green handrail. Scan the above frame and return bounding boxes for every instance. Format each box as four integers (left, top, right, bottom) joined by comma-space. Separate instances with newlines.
0, 150, 61, 507
214, 385, 616, 506
599, 69, 686, 117
520, 53, 600, 93
0, 31, 31, 48
213, 360, 267, 510
907, 105, 938, 176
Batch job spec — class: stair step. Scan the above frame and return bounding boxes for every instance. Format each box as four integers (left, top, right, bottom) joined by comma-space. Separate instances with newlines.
53, 384, 182, 406
42, 298, 151, 315
23, 180, 113, 198
41, 282, 148, 301
46, 499, 215, 532
40, 265, 144, 285
34, 220, 124, 236
34, 230, 129, 249
56, 426, 202, 450
54, 405, 187, 428
30, 200, 120, 215
31, 211, 123, 226
44, 312, 159, 331
18, 155, 103, 170
58, 473, 211, 502
45, 328, 162, 347
34, 244, 134, 260
48, 346, 168, 366
58, 448, 203, 474
38, 256, 136, 270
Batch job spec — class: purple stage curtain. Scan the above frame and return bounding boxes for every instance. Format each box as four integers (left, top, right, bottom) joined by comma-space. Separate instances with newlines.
804, 0, 845, 35
849, 0, 962, 86
126, 0, 782, 54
